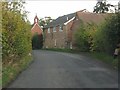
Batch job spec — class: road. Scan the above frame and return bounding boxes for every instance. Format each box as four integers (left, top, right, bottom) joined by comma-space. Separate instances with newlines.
8, 50, 118, 88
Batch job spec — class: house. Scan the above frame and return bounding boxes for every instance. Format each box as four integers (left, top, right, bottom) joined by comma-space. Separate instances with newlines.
43, 10, 108, 49
31, 15, 43, 49
44, 12, 76, 49
31, 15, 43, 36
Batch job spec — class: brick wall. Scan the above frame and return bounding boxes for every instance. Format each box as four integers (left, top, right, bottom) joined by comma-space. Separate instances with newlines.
31, 23, 43, 36
71, 16, 81, 49
44, 19, 74, 49
44, 25, 67, 48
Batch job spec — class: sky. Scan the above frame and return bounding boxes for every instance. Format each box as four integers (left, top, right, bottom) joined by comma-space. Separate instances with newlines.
24, 0, 119, 24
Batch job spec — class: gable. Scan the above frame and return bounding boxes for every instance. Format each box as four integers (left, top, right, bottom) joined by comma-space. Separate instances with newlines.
76, 12, 109, 25
31, 23, 43, 35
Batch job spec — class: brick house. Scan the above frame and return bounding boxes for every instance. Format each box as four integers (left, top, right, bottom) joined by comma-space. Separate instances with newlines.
31, 15, 43, 49
44, 12, 76, 48
44, 10, 108, 49
31, 15, 43, 36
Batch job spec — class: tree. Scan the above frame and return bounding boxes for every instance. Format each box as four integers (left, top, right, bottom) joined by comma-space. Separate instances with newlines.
93, 0, 114, 13
39, 18, 45, 28
39, 16, 53, 27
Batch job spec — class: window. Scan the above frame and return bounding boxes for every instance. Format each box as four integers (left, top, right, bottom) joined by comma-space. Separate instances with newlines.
54, 39, 56, 47
53, 27, 56, 32
59, 25, 63, 31
35, 19, 37, 22
48, 28, 50, 33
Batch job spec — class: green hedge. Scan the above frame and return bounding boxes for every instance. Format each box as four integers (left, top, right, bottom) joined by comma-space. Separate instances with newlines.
2, 2, 32, 87
2, 2, 32, 64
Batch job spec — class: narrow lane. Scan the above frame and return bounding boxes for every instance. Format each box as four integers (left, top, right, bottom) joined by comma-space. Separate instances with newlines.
8, 50, 118, 88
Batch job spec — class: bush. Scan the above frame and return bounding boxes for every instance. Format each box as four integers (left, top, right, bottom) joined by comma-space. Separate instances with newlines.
93, 13, 120, 54
74, 22, 90, 51
74, 13, 120, 55
2, 2, 32, 87
2, 2, 32, 64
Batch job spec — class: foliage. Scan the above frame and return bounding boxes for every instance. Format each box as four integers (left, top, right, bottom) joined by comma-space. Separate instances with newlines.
39, 18, 45, 27
85, 23, 98, 52
2, 55, 32, 87
39, 16, 53, 27
74, 22, 90, 51
2, 1, 32, 87
74, 14, 119, 69
43, 48, 76, 53
93, 0, 114, 13
74, 13, 120, 55
93, 13, 120, 54
2, 1, 32, 64
32, 33, 43, 49
89, 52, 118, 69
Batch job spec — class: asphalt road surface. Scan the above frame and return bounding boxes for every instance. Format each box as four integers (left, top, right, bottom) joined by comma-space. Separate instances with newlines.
8, 50, 118, 88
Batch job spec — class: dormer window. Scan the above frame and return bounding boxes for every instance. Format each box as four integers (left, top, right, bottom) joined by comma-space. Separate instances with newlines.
59, 25, 63, 31
53, 27, 56, 32
48, 28, 50, 33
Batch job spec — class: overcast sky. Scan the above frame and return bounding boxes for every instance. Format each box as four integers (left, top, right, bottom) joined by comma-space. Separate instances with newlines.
24, 0, 119, 24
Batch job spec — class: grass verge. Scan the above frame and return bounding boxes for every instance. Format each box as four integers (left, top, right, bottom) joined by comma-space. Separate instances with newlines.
2, 55, 33, 88
88, 52, 118, 69
42, 48, 79, 53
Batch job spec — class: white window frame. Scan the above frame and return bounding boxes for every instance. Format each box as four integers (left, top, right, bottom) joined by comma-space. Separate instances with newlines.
53, 27, 56, 32
48, 28, 50, 33
59, 25, 63, 32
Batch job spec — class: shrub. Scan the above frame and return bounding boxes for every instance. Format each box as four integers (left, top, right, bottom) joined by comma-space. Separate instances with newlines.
74, 13, 120, 55
74, 22, 89, 51
2, 2, 32, 87
93, 13, 120, 54
2, 2, 32, 64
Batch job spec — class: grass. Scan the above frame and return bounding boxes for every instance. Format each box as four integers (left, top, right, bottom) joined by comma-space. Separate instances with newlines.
87, 52, 118, 69
2, 55, 33, 88
42, 48, 79, 53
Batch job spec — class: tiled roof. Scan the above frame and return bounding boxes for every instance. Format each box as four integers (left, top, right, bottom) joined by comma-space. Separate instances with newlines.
44, 9, 109, 29
44, 13, 76, 28
76, 11, 109, 25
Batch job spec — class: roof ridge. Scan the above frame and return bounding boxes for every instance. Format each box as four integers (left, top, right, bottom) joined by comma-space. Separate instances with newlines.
57, 12, 76, 18
77, 9, 89, 13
